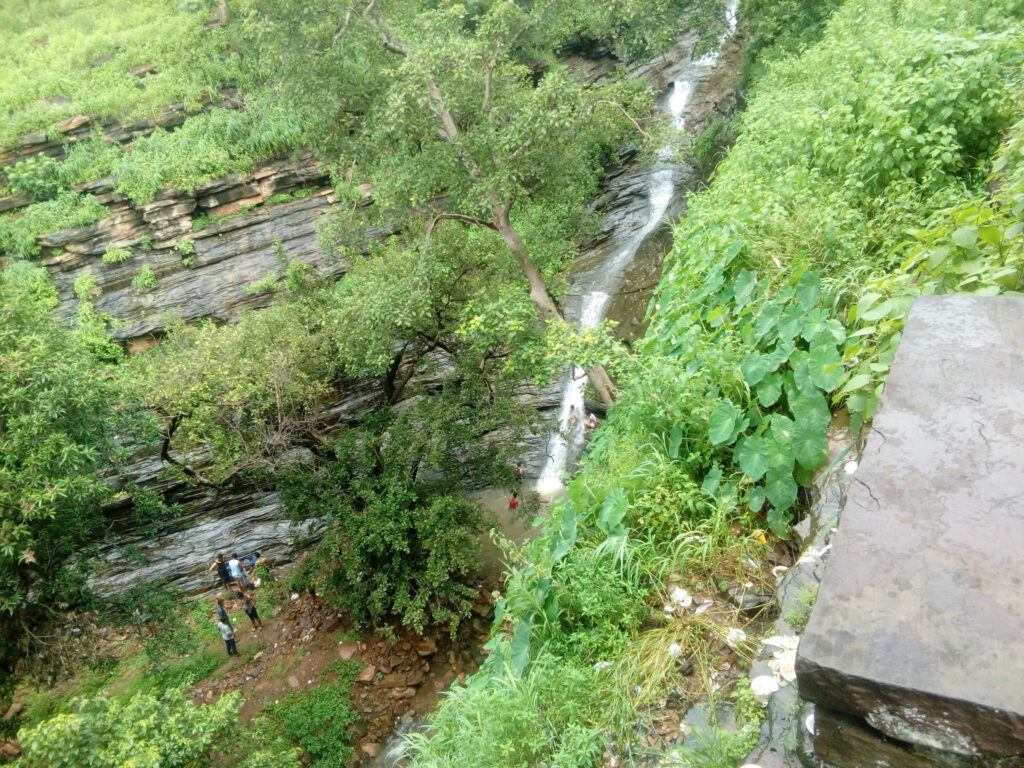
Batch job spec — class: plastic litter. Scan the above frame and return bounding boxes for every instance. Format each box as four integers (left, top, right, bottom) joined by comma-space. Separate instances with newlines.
725, 628, 747, 649
667, 642, 683, 659
668, 585, 693, 609
750, 675, 779, 701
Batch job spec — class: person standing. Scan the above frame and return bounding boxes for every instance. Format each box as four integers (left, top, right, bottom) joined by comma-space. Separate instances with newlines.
228, 553, 245, 591
215, 597, 232, 628
216, 619, 239, 657
208, 553, 232, 589
240, 589, 263, 629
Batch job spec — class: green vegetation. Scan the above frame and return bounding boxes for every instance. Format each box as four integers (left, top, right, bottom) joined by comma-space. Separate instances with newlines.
16, 688, 240, 768
0, 0, 239, 148
254, 660, 362, 768
0, 192, 107, 257
403, 0, 1024, 763
0, 263, 139, 673
131, 264, 157, 292
784, 583, 818, 632
101, 244, 132, 264
5, 0, 1024, 765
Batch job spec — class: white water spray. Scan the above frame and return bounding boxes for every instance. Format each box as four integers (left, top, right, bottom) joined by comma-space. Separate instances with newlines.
535, 7, 739, 497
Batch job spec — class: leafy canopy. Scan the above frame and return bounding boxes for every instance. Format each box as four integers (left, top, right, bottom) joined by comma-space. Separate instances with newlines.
0, 263, 133, 664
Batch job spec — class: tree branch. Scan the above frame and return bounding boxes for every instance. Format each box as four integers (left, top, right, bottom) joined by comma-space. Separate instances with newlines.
425, 212, 498, 242
592, 100, 653, 141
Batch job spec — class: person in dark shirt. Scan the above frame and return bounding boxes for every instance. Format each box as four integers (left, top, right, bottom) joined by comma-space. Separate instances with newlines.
215, 597, 231, 628
208, 553, 232, 588
239, 589, 263, 629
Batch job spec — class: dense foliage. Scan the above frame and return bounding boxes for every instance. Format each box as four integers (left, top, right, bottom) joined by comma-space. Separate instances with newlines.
405, 0, 1024, 763
16, 689, 239, 768
0, 0, 238, 148
6, 0, 1024, 764
0, 264, 136, 672
253, 660, 361, 768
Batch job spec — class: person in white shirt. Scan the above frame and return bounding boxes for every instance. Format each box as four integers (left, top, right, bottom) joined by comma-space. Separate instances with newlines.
216, 620, 238, 656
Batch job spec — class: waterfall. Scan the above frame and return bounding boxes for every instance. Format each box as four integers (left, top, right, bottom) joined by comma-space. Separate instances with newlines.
535, 9, 739, 497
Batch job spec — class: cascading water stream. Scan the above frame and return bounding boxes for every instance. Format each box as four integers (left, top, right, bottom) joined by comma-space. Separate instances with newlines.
535, 12, 738, 497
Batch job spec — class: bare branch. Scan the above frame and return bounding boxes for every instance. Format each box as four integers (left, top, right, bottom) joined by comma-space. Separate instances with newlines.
333, 0, 376, 48
593, 100, 653, 141
425, 212, 498, 242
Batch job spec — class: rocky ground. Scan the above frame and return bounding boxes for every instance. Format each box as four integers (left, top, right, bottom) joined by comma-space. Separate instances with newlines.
190, 583, 499, 762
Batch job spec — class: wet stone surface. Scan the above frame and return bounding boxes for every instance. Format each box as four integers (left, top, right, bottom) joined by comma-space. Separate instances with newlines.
797, 296, 1024, 761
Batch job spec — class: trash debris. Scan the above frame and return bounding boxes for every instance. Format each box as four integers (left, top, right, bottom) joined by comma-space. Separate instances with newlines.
725, 628, 747, 649
751, 675, 779, 701
290, 593, 299, 601
695, 599, 714, 615
771, 565, 789, 578
667, 643, 683, 659
668, 585, 693, 609
805, 713, 815, 735
844, 460, 858, 474
594, 661, 612, 670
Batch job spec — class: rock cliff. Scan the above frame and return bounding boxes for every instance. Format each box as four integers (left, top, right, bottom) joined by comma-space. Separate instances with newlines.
0, 29, 743, 598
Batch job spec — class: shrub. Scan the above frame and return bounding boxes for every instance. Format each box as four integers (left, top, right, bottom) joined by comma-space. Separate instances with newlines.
131, 264, 157, 292
17, 689, 240, 768
101, 244, 132, 264
255, 661, 361, 768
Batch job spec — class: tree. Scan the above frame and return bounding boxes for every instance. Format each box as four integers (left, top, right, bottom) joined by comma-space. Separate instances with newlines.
0, 264, 131, 672
239, 0, 697, 406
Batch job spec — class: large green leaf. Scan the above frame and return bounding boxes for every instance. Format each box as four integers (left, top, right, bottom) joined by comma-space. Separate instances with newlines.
708, 399, 747, 446
733, 269, 758, 309
550, 503, 577, 563
701, 464, 723, 496
668, 423, 683, 459
734, 435, 769, 481
755, 373, 783, 407
795, 269, 821, 309
764, 469, 798, 510
596, 488, 628, 535
746, 485, 766, 513
741, 352, 773, 386
808, 341, 845, 391
777, 302, 805, 341
791, 390, 831, 431
793, 419, 828, 469
767, 506, 792, 539
510, 618, 532, 675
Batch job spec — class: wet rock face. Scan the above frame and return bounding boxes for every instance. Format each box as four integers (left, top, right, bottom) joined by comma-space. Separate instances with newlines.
17, 36, 740, 599
797, 296, 1024, 763
32, 155, 376, 342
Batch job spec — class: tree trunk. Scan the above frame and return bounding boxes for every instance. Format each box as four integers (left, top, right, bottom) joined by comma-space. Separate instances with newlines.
490, 204, 618, 407
218, 0, 230, 24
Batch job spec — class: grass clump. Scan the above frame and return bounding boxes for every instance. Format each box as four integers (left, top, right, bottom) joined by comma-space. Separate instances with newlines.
0, 0, 239, 148
784, 583, 818, 632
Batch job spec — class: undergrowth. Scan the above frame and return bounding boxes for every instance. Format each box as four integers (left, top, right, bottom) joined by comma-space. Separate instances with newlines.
404, 1, 1024, 765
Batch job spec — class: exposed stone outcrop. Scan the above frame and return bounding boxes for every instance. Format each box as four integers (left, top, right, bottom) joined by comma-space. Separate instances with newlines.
33, 155, 369, 343
797, 296, 1024, 765
0, 29, 745, 600
0, 90, 240, 171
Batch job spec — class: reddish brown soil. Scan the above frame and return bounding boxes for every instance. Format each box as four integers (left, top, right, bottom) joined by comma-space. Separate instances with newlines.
189, 585, 498, 762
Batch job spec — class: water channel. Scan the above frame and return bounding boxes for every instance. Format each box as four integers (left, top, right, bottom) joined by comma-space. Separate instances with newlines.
535, 2, 739, 497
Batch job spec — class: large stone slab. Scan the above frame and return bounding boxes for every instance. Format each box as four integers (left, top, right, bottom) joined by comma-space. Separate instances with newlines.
797, 295, 1024, 760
